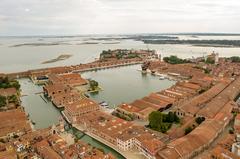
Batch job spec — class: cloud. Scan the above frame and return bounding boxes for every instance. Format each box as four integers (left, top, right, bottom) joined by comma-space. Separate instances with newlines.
0, 0, 239, 35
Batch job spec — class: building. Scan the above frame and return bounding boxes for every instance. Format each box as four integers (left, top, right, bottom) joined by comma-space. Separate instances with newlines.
116, 126, 145, 151
202, 146, 239, 159
232, 142, 240, 157
51, 90, 81, 108
0, 109, 32, 139
157, 100, 233, 159
48, 73, 88, 87
175, 81, 230, 117
116, 125, 166, 159
34, 140, 62, 159
134, 133, 165, 159
0, 88, 18, 97
43, 84, 71, 99
116, 80, 202, 121
64, 98, 100, 124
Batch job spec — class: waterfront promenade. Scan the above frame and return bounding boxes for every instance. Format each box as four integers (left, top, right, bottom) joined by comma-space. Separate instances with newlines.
61, 111, 143, 159
61, 111, 144, 159
74, 124, 145, 159
72, 61, 143, 73
5, 58, 144, 79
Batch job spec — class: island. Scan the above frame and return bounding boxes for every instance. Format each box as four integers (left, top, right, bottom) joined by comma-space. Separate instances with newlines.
41, 54, 72, 64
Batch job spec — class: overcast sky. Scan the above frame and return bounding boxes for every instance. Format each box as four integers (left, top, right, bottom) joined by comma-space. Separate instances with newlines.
0, 0, 240, 36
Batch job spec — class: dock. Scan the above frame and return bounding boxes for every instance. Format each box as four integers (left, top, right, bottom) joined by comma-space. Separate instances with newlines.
40, 95, 48, 103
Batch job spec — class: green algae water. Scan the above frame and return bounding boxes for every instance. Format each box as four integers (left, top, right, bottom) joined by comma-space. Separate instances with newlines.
82, 65, 175, 107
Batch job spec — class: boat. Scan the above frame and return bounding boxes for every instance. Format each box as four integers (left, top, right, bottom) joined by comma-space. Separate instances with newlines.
99, 101, 109, 107
84, 94, 90, 98
31, 120, 36, 125
151, 70, 156, 74
159, 76, 165, 80
99, 101, 106, 104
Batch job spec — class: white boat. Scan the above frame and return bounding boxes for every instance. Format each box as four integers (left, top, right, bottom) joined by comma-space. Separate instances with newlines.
99, 101, 109, 107
159, 76, 165, 80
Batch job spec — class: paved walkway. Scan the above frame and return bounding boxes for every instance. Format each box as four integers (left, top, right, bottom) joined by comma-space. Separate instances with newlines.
74, 125, 145, 159
60, 132, 75, 146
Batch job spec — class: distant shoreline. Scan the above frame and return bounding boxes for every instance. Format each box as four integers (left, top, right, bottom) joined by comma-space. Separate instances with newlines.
142, 39, 240, 48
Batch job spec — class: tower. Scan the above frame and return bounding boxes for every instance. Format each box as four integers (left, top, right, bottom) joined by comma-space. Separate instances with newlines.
215, 53, 219, 64
159, 54, 162, 61
59, 116, 65, 133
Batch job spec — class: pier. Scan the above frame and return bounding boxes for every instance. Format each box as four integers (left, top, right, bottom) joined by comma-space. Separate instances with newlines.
40, 95, 48, 103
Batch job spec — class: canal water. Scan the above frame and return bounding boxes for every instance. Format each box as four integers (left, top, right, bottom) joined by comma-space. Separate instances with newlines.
18, 78, 61, 129
18, 78, 125, 158
18, 65, 175, 159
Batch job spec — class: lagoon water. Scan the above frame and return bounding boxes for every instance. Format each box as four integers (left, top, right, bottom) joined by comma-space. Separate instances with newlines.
1, 35, 240, 73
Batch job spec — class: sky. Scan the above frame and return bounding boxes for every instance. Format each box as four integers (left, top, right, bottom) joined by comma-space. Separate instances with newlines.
0, 0, 240, 36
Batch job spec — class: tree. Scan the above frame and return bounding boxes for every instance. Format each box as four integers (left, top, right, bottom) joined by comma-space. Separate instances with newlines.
0, 77, 20, 90
8, 95, 19, 105
195, 117, 205, 125
0, 77, 9, 83
149, 111, 163, 131
205, 57, 215, 64
0, 95, 7, 107
89, 80, 99, 91
229, 129, 234, 134
11, 81, 20, 90
166, 112, 175, 122
173, 112, 180, 123
163, 55, 189, 64
185, 126, 193, 135
230, 56, 240, 63
203, 68, 211, 74
148, 111, 179, 133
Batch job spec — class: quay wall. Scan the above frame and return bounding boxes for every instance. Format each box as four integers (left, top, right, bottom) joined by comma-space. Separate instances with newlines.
4, 59, 144, 79
61, 111, 129, 159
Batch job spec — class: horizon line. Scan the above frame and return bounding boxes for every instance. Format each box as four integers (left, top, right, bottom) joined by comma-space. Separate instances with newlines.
1, 32, 240, 38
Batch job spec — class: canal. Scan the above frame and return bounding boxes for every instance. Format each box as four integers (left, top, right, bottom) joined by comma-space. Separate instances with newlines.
18, 65, 175, 159
18, 78, 126, 158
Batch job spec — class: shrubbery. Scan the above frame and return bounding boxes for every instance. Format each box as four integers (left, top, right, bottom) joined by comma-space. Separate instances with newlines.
229, 56, 240, 63
195, 116, 205, 125
0, 95, 7, 107
0, 77, 20, 90
89, 80, 99, 91
112, 111, 134, 121
205, 57, 215, 64
185, 126, 193, 135
163, 55, 190, 64
148, 111, 180, 133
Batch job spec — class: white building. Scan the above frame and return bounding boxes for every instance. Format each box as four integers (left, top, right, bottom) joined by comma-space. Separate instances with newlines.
116, 136, 134, 151
232, 142, 240, 157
